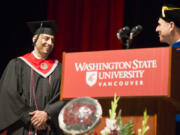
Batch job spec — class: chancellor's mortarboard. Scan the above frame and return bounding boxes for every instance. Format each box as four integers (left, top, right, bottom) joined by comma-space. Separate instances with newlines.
160, 4, 180, 27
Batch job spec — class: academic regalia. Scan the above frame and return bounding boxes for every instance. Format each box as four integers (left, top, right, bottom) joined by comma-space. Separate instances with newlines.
0, 52, 64, 135
160, 4, 180, 28
172, 40, 180, 49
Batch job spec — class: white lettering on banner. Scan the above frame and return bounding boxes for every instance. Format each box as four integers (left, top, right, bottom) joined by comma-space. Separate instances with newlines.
74, 59, 157, 72
132, 59, 157, 69
98, 70, 144, 79
74, 62, 132, 71
98, 80, 143, 87
74, 59, 157, 87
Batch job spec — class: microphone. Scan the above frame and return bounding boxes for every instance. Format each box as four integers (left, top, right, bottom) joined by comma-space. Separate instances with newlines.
116, 25, 143, 49
116, 26, 130, 40
129, 25, 143, 40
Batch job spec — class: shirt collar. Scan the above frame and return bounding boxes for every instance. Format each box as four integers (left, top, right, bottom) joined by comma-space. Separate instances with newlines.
32, 51, 47, 60
176, 38, 180, 43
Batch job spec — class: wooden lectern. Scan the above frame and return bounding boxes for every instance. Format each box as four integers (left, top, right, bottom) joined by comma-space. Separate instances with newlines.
60, 46, 180, 135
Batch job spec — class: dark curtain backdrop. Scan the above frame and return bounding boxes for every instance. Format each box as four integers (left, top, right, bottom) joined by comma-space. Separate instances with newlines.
47, 0, 124, 61
123, 0, 180, 49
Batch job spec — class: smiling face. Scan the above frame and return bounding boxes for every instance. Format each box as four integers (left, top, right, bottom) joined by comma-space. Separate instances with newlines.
156, 18, 173, 44
33, 34, 55, 59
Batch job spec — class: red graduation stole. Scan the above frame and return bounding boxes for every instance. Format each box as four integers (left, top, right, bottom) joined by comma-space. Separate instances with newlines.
19, 52, 58, 78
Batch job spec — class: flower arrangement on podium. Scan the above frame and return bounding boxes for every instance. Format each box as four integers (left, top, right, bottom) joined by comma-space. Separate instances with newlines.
100, 94, 149, 135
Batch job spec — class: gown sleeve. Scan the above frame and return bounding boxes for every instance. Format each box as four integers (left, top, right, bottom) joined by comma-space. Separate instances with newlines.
0, 59, 32, 131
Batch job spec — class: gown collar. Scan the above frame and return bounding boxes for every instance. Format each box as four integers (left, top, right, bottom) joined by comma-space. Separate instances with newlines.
19, 52, 58, 78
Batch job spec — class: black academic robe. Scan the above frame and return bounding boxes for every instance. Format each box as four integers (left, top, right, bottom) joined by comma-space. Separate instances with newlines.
0, 57, 64, 135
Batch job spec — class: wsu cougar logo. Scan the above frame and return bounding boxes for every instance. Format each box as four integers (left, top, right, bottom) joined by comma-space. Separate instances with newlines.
86, 72, 97, 87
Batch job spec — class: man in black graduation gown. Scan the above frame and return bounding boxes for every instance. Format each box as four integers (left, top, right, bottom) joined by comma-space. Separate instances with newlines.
0, 20, 64, 135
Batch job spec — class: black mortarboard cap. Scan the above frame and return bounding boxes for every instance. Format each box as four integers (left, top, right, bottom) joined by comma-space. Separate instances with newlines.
27, 20, 58, 35
27, 20, 58, 46
160, 4, 180, 27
